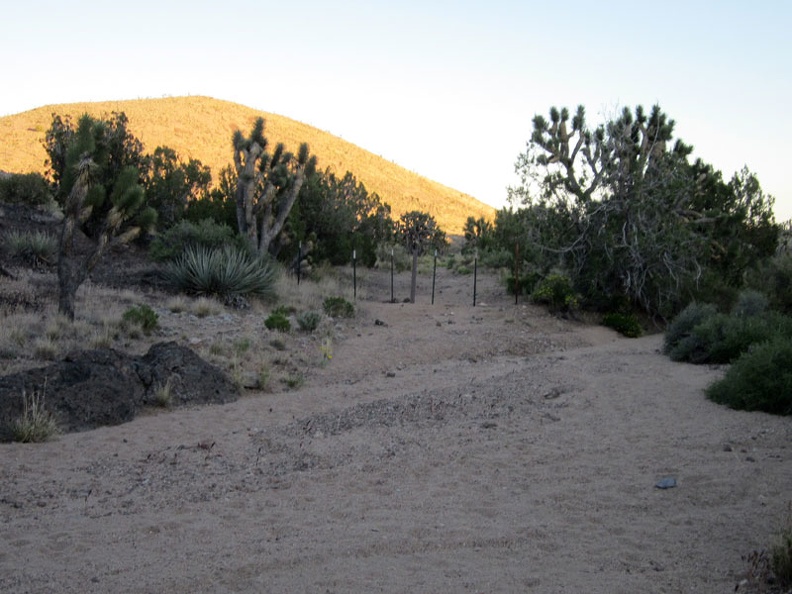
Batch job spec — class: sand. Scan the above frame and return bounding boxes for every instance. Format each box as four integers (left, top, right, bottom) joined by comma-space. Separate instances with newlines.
1, 267, 790, 593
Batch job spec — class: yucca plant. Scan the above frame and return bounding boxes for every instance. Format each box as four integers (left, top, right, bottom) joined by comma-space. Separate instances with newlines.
162, 245, 278, 300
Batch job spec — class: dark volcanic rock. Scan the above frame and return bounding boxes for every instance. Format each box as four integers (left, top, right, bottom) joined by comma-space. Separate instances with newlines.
135, 342, 239, 408
0, 342, 239, 441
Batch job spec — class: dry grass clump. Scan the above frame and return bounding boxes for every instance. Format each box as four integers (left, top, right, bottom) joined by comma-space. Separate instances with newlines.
11, 387, 59, 443
771, 503, 792, 588
0, 276, 164, 375
0, 261, 352, 395
153, 377, 174, 408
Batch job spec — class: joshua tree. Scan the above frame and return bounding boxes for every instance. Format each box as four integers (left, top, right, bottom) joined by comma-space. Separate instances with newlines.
396, 210, 446, 303
55, 114, 155, 319
233, 118, 316, 255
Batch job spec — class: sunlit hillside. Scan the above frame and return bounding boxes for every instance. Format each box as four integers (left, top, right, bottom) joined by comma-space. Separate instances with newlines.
0, 96, 494, 234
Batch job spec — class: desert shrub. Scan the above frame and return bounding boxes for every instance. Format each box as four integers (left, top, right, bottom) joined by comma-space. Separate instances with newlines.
149, 219, 248, 262
376, 243, 411, 272
670, 312, 792, 365
745, 253, 792, 315
506, 271, 540, 297
297, 310, 321, 332
731, 289, 769, 318
602, 312, 643, 338
11, 388, 59, 443
323, 296, 355, 318
663, 302, 719, 355
284, 372, 305, 389
3, 230, 57, 266
479, 248, 513, 270
0, 172, 53, 206
706, 337, 792, 415
121, 304, 159, 335
162, 245, 278, 300
265, 311, 291, 332
532, 274, 580, 313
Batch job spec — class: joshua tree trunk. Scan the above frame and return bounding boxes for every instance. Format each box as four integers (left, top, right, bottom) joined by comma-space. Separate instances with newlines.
259, 169, 308, 255
57, 256, 87, 321
410, 249, 419, 303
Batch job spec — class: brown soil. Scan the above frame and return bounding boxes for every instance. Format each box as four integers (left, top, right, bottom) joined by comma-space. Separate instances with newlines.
1, 232, 791, 592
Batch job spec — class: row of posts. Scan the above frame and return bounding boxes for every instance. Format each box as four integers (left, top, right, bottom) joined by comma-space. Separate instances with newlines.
296, 243, 524, 307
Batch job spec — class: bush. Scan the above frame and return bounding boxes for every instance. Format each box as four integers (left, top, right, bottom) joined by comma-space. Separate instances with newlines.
706, 337, 792, 415
663, 302, 719, 356
376, 243, 411, 272
0, 172, 53, 206
731, 289, 769, 318
602, 312, 643, 338
265, 311, 291, 332
479, 248, 513, 270
670, 311, 792, 365
162, 245, 278, 300
745, 253, 792, 315
3, 230, 57, 266
297, 310, 321, 332
121, 304, 159, 335
323, 296, 355, 318
532, 274, 580, 313
506, 271, 540, 297
149, 219, 248, 262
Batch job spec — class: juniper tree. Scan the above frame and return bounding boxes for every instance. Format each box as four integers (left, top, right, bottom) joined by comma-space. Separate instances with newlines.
233, 118, 317, 255
54, 114, 155, 319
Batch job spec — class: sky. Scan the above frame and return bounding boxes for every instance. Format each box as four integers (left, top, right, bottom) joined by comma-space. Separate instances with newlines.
2, 0, 790, 221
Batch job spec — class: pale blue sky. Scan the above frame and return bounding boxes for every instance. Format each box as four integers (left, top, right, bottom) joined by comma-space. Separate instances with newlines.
2, 1, 790, 220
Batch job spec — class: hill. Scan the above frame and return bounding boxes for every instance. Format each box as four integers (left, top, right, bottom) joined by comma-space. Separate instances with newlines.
0, 96, 494, 234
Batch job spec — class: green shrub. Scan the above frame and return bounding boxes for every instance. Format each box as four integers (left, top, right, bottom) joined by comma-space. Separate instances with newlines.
0, 172, 53, 206
479, 248, 513, 270
297, 310, 321, 332
506, 271, 540, 297
663, 302, 719, 355
121, 304, 159, 335
745, 253, 792, 315
265, 311, 291, 332
706, 337, 792, 415
670, 312, 792, 365
323, 296, 355, 318
731, 289, 769, 318
602, 312, 643, 338
4, 230, 57, 266
376, 243, 411, 272
149, 219, 248, 262
162, 245, 278, 300
531, 274, 580, 313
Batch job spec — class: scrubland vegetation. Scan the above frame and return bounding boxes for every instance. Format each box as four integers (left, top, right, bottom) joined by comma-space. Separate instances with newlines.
1, 98, 791, 585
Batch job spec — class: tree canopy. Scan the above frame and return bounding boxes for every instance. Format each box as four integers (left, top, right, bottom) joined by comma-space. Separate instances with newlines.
504, 104, 778, 318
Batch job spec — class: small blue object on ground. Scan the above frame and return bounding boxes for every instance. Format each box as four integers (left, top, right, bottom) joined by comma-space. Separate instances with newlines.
655, 477, 677, 489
